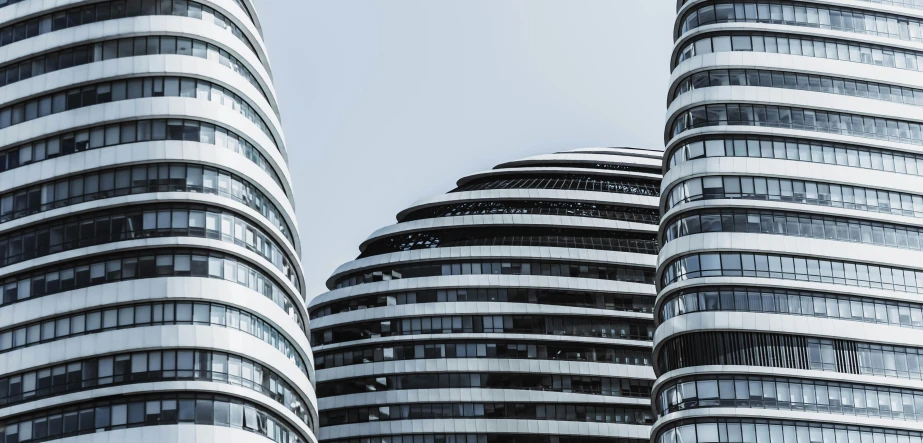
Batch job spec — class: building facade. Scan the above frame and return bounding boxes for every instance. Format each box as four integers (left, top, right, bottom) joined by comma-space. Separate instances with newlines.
655, 1, 923, 443
309, 147, 662, 443
0, 1, 317, 442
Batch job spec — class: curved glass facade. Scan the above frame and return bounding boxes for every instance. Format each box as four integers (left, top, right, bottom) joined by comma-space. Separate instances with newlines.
313, 340, 651, 371
655, 418, 923, 443
657, 1, 923, 443
310, 148, 662, 442
0, 2, 315, 442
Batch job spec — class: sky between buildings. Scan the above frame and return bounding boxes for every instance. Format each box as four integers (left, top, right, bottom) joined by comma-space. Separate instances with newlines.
257, 0, 676, 299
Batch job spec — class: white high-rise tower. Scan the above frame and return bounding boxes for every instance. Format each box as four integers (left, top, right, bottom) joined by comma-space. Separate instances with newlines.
656, 2, 923, 443
0, 1, 316, 442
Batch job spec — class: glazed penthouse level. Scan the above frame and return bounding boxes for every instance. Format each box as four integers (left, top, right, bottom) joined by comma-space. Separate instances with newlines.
0, 1, 317, 443
654, 2, 923, 443
309, 148, 664, 443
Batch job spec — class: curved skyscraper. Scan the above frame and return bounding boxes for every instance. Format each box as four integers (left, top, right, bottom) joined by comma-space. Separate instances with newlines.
656, 2, 923, 443
0, 1, 316, 442
310, 147, 662, 443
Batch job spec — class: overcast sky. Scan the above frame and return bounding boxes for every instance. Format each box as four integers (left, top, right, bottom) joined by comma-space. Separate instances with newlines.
256, 1, 676, 299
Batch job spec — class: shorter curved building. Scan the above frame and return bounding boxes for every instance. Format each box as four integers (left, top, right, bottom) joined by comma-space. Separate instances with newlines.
308, 147, 664, 443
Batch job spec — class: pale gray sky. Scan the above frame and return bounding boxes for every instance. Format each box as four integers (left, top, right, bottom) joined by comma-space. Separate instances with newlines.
256, 1, 676, 299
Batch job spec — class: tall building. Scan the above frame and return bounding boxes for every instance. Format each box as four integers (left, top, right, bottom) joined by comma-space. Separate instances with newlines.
0, 1, 316, 443
655, 2, 923, 443
309, 147, 662, 443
